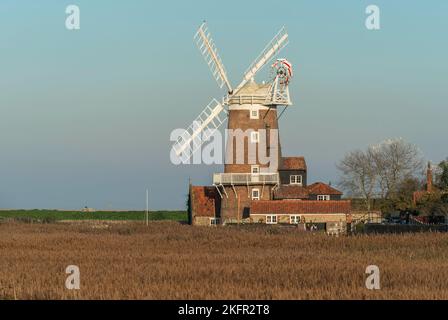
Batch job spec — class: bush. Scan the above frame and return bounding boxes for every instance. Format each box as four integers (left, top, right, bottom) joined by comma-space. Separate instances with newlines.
42, 217, 56, 224
354, 222, 366, 234
13, 217, 35, 224
441, 193, 448, 204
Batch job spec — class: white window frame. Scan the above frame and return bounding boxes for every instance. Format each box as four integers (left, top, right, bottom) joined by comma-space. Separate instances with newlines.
251, 165, 260, 174
250, 109, 259, 119
250, 131, 259, 143
266, 215, 278, 224
251, 188, 260, 200
209, 218, 220, 226
317, 195, 330, 201
290, 175, 303, 185
290, 215, 301, 224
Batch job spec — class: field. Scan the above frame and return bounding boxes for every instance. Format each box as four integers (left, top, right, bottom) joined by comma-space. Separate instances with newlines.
0, 210, 187, 222
1, 220, 448, 299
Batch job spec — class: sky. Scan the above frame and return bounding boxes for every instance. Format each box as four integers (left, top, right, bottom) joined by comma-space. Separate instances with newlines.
0, 1, 447, 210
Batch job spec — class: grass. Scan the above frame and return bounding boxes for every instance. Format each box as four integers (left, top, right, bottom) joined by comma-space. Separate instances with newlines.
1, 221, 448, 299
0, 210, 187, 222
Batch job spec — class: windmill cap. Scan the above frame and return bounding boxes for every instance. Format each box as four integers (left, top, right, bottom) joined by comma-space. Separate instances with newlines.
228, 80, 271, 105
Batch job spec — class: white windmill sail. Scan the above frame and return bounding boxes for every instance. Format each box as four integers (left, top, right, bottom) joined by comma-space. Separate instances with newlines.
194, 22, 233, 93
234, 26, 289, 94
172, 98, 226, 162
172, 23, 289, 163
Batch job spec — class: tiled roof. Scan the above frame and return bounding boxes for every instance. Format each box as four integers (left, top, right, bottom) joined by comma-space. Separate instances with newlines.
274, 182, 343, 200
190, 186, 217, 217
274, 185, 309, 199
307, 182, 343, 195
251, 200, 351, 215
279, 157, 307, 170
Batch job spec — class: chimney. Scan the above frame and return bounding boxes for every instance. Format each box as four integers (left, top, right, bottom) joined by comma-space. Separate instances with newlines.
427, 162, 433, 193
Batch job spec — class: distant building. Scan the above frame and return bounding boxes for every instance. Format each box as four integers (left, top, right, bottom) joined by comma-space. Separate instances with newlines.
413, 162, 434, 205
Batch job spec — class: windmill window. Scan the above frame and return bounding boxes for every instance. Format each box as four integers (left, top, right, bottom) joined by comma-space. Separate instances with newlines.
317, 195, 330, 201
251, 188, 260, 200
250, 109, 259, 119
251, 131, 259, 143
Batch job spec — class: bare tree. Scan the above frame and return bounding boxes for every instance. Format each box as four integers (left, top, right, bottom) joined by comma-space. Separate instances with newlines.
370, 138, 424, 200
337, 138, 424, 211
337, 149, 377, 211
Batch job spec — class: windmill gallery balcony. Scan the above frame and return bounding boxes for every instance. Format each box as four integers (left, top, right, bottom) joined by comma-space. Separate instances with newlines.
213, 173, 279, 185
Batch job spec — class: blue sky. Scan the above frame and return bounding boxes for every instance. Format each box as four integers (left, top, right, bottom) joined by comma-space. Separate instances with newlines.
0, 1, 447, 210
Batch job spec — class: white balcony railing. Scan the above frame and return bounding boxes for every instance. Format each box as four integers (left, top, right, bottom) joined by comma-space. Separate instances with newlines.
213, 173, 279, 185
227, 94, 268, 105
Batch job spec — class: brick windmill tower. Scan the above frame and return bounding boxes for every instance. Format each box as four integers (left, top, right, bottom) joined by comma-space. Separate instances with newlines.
172, 22, 294, 223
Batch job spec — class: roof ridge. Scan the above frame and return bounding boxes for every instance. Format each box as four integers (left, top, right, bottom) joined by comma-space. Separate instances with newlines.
306, 182, 342, 195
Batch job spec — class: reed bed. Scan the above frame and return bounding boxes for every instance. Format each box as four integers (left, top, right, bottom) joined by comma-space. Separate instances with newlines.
1, 221, 448, 299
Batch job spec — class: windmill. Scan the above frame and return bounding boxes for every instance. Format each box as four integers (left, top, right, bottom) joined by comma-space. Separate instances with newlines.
171, 22, 293, 165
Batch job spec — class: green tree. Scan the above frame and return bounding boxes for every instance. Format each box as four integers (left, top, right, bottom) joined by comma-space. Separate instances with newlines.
437, 158, 448, 190
441, 193, 448, 204
388, 177, 422, 212
418, 197, 448, 217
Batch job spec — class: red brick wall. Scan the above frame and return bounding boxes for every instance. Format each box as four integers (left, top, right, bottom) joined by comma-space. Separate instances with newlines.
190, 186, 218, 217
225, 109, 281, 173
251, 200, 352, 215
220, 185, 274, 221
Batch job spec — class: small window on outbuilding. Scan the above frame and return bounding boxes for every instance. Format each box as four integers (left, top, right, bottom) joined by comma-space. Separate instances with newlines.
266, 215, 278, 224
290, 215, 301, 224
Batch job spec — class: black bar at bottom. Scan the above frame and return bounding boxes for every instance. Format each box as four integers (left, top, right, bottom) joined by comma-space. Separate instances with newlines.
0, 300, 441, 319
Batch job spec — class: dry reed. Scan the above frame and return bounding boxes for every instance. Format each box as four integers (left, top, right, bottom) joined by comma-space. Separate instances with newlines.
1, 221, 448, 299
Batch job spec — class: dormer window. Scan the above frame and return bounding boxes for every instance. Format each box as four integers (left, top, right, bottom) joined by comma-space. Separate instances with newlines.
290, 175, 302, 185
317, 195, 330, 201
